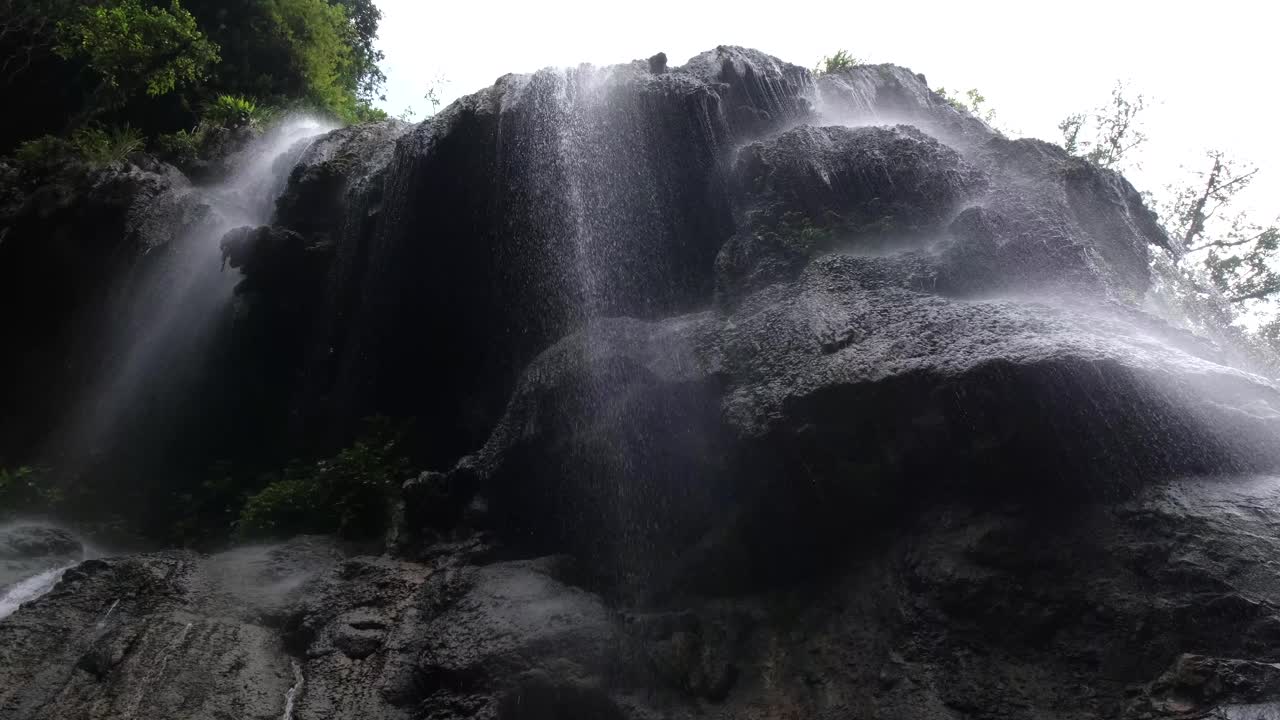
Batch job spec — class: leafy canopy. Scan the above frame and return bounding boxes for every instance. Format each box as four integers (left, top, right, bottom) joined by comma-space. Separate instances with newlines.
54, 0, 219, 103
1, 0, 388, 155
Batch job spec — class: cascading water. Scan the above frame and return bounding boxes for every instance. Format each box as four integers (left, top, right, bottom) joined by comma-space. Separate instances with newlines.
507, 63, 732, 324
281, 660, 304, 720
51, 117, 337, 475
0, 563, 74, 622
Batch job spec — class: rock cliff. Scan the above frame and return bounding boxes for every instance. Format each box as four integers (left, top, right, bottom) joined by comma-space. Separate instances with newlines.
2, 46, 1280, 720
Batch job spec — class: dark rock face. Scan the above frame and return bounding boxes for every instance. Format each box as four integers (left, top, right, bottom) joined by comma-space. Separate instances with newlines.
249, 51, 811, 461
810, 64, 997, 157
445, 316, 736, 585
0, 158, 204, 460
941, 137, 1172, 298
444, 257, 1280, 590
5, 44, 1280, 720
412, 53, 1273, 587
719, 124, 985, 299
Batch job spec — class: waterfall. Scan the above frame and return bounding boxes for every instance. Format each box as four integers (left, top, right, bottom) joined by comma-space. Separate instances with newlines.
53, 117, 336, 474
0, 563, 74, 622
282, 660, 304, 720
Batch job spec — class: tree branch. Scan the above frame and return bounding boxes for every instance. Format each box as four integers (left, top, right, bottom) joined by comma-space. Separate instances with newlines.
1230, 286, 1279, 303
1187, 228, 1271, 252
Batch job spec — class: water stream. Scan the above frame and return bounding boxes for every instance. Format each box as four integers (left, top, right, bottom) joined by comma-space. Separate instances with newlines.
0, 563, 75, 622
282, 660, 304, 720
54, 117, 336, 472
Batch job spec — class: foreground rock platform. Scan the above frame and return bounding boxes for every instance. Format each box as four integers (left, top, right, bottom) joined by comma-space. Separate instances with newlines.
8, 477, 1280, 719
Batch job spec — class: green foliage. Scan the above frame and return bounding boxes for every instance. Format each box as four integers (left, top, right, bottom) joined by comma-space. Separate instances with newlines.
236, 419, 410, 540
3, 0, 387, 155
936, 87, 997, 126
13, 134, 78, 175
70, 124, 145, 164
14, 124, 143, 174
54, 0, 219, 108
331, 0, 386, 104
204, 94, 260, 128
1158, 150, 1280, 308
816, 50, 861, 75
152, 126, 203, 166
353, 104, 389, 123
1058, 82, 1146, 169
0, 466, 63, 515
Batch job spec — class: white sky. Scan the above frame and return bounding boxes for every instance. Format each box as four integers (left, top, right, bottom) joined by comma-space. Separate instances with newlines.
374, 0, 1278, 214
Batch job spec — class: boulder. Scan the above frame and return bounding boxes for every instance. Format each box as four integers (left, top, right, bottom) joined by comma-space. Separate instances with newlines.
424, 315, 734, 586
0, 538, 342, 720
442, 247, 1280, 589
718, 124, 985, 299
256, 49, 812, 464
939, 137, 1172, 298
813, 63, 997, 148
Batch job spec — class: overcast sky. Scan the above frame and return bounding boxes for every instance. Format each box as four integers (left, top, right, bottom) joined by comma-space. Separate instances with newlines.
374, 0, 1278, 213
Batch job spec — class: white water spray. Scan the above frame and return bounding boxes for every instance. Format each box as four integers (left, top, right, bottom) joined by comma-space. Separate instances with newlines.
0, 563, 74, 622
59, 116, 337, 467
282, 660, 304, 720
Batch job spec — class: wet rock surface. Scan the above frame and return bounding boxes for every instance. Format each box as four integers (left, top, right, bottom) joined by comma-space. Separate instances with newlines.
3, 45, 1280, 720
9, 478, 1280, 719
0, 157, 206, 460
941, 137, 1171, 298
718, 124, 985, 299
0, 525, 83, 589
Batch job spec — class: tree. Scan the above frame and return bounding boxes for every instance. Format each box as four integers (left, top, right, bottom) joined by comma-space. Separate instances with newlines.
1065, 83, 1279, 362
332, 0, 386, 104
1058, 82, 1146, 169
183, 0, 380, 122
1, 0, 387, 152
0, 0, 76, 83
54, 0, 219, 113
935, 87, 997, 126
1162, 151, 1280, 305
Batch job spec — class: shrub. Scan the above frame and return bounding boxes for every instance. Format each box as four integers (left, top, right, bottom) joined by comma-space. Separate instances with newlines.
935, 87, 997, 126
0, 466, 63, 516
204, 94, 260, 128
153, 127, 203, 167
816, 50, 862, 75
70, 125, 146, 165
236, 419, 410, 540
13, 135, 79, 176
12, 125, 143, 176
354, 104, 389, 123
